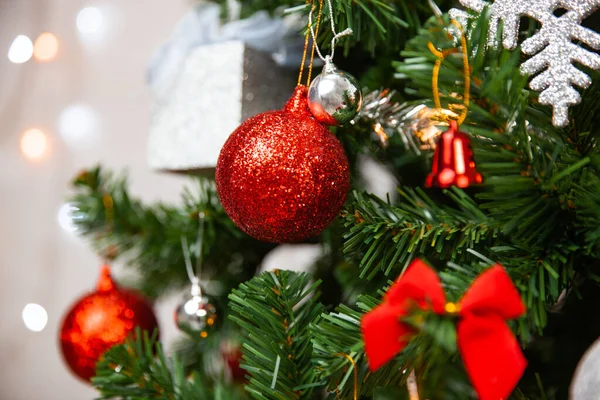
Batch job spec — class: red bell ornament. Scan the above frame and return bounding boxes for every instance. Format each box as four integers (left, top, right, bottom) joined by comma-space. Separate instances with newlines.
425, 120, 482, 188
59, 264, 159, 382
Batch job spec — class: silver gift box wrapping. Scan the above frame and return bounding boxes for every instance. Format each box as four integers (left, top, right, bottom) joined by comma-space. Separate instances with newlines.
148, 40, 297, 174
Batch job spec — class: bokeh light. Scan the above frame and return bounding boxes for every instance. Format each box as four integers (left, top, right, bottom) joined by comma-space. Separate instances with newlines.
8, 35, 33, 64
22, 303, 48, 332
33, 33, 59, 62
20, 128, 49, 160
77, 7, 103, 34
58, 203, 80, 233
58, 104, 100, 148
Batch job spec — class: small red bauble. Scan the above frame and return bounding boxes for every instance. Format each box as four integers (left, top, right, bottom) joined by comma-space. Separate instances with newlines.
221, 343, 246, 383
426, 120, 482, 189
59, 264, 159, 382
216, 85, 350, 243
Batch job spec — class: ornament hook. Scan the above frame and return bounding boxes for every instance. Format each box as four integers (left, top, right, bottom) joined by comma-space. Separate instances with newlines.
308, 0, 353, 63
180, 211, 206, 296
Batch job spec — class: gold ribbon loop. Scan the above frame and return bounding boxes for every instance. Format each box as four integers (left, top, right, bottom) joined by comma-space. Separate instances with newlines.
428, 20, 471, 125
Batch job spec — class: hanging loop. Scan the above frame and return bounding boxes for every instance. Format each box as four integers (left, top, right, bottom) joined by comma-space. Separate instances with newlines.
428, 20, 471, 125
308, 0, 353, 64
180, 211, 206, 296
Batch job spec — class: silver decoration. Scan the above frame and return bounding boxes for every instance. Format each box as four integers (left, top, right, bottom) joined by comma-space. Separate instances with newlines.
450, 0, 600, 127
571, 337, 600, 399
148, 41, 296, 174
174, 283, 218, 338
351, 89, 456, 153
307, 60, 362, 125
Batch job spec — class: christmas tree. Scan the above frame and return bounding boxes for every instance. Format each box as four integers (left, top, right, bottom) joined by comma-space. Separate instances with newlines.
61, 0, 600, 399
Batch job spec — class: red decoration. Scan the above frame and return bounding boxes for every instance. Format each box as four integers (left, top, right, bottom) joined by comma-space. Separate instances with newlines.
216, 85, 350, 243
426, 120, 482, 188
361, 259, 526, 400
59, 265, 159, 382
222, 344, 246, 383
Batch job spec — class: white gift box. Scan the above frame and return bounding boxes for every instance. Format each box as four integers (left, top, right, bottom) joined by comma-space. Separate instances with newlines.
148, 40, 297, 174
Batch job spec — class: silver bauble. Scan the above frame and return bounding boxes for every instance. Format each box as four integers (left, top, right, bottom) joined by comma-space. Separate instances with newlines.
174, 292, 218, 338
571, 337, 600, 399
308, 60, 362, 126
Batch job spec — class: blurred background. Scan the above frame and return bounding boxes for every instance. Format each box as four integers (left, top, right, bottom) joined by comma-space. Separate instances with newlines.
0, 1, 191, 398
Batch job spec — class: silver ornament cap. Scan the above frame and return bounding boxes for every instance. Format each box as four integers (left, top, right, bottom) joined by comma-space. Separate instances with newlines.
308, 58, 363, 125
174, 286, 218, 338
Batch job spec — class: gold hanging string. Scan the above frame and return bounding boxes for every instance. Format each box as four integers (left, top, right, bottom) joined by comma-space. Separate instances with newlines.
306, 0, 324, 85
298, 0, 324, 86
297, 28, 311, 86
333, 353, 358, 400
427, 20, 471, 125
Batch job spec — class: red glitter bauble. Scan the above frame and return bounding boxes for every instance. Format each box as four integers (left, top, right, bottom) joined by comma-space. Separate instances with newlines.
59, 265, 159, 382
216, 85, 350, 243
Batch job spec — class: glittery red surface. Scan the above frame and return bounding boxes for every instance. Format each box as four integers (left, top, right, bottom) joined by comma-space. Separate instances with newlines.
59, 265, 159, 382
216, 85, 350, 243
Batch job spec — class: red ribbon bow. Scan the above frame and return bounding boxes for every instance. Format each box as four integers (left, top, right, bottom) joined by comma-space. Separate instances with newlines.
361, 259, 527, 400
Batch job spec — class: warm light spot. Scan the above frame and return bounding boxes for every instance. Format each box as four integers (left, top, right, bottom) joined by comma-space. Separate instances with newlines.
454, 138, 466, 174
34, 33, 59, 62
456, 175, 469, 188
442, 132, 452, 165
77, 7, 103, 34
22, 303, 48, 332
207, 318, 215, 326
8, 35, 33, 64
200, 331, 208, 338
20, 128, 48, 160
438, 168, 455, 186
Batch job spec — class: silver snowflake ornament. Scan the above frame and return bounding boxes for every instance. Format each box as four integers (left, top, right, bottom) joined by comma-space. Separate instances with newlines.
450, 0, 600, 127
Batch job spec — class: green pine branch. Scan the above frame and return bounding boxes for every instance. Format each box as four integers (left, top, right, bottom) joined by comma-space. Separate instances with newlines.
229, 271, 324, 399
69, 166, 276, 299
343, 189, 500, 280
211, 0, 458, 54
93, 329, 246, 400
394, 13, 599, 256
